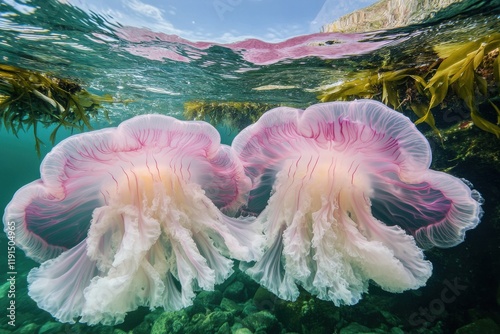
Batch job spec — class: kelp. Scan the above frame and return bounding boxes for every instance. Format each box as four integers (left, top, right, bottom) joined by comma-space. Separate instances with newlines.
0, 64, 116, 155
318, 33, 500, 138
184, 100, 280, 130
318, 68, 441, 136
422, 34, 500, 137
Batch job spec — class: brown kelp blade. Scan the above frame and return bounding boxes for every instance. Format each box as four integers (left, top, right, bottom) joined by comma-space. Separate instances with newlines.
0, 64, 119, 156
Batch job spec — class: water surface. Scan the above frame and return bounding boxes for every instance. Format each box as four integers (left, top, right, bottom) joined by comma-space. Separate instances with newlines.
1, 0, 500, 333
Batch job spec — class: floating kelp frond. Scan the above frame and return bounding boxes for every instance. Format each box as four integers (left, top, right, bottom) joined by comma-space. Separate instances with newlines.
184, 101, 281, 130
0, 64, 117, 155
317, 33, 500, 138
318, 68, 441, 136
421, 33, 500, 137
319, 68, 422, 109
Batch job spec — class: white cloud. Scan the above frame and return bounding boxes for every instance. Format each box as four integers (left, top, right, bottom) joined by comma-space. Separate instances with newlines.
167, 5, 176, 16
124, 0, 164, 21
66, 0, 307, 43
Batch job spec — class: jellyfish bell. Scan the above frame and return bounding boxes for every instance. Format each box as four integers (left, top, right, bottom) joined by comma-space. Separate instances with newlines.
3, 114, 263, 325
233, 99, 483, 305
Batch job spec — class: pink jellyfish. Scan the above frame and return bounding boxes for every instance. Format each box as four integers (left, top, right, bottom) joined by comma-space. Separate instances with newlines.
3, 115, 263, 325
232, 100, 483, 305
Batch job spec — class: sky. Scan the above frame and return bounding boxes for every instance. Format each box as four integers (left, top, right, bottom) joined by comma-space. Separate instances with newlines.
65, 0, 378, 42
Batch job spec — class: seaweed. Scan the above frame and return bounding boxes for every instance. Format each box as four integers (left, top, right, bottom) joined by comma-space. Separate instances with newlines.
0, 64, 116, 155
318, 33, 500, 138
184, 100, 281, 130
423, 34, 500, 137
318, 68, 441, 136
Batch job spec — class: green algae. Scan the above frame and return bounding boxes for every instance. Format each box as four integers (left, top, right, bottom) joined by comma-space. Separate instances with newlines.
0, 64, 119, 155
183, 101, 281, 130
318, 33, 500, 139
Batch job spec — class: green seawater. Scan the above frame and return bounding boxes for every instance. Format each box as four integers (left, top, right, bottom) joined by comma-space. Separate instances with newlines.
1, 0, 500, 333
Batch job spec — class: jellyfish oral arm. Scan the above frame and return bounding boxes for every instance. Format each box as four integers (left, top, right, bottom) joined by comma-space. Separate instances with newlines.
234, 100, 482, 304
3, 114, 263, 325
